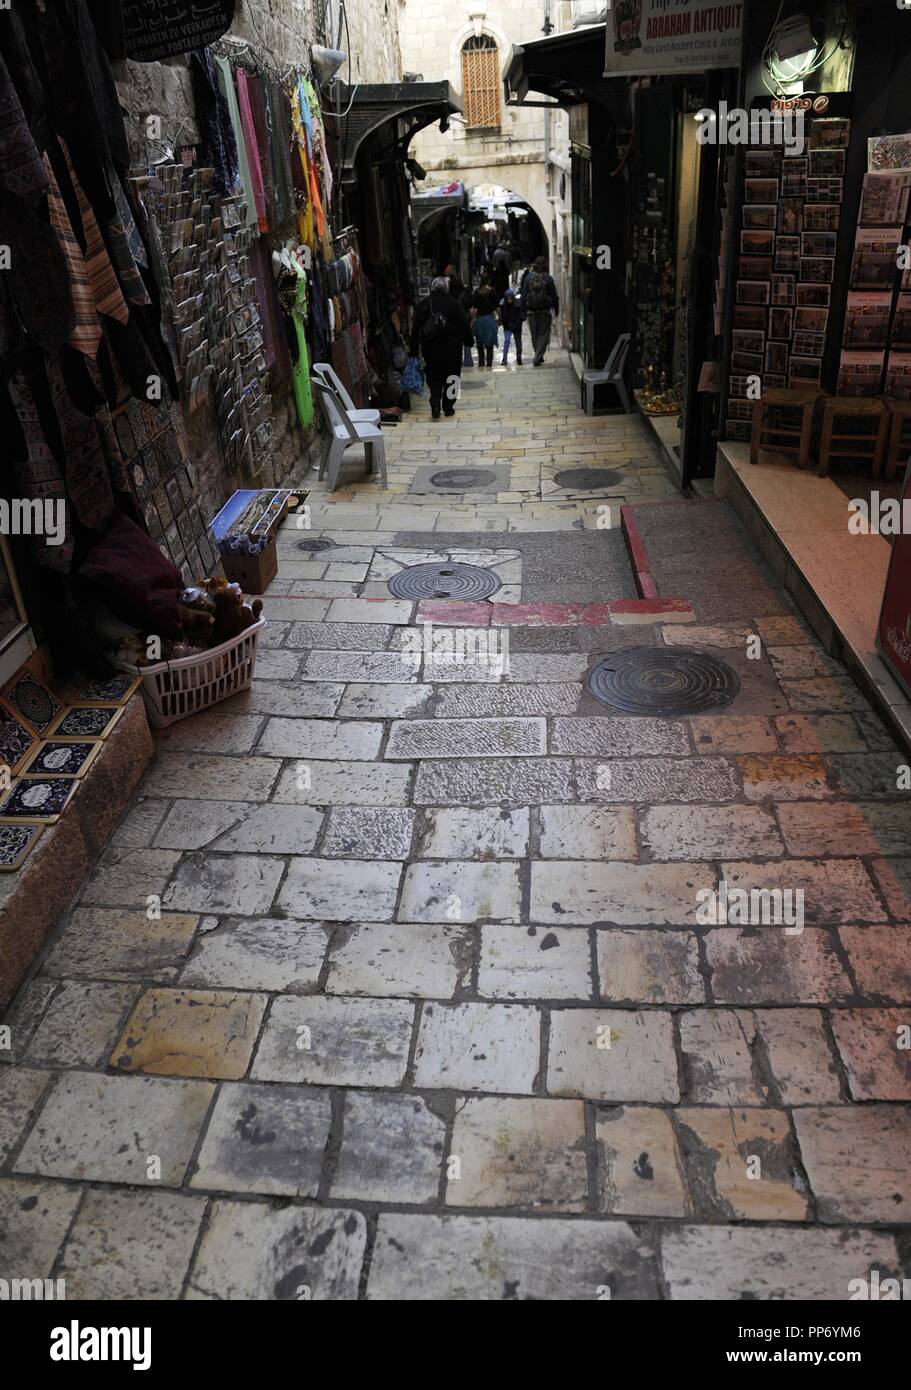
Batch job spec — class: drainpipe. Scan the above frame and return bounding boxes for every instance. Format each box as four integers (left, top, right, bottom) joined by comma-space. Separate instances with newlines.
543, 0, 552, 267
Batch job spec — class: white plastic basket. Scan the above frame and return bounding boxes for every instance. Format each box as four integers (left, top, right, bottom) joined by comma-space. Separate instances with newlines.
115, 616, 267, 729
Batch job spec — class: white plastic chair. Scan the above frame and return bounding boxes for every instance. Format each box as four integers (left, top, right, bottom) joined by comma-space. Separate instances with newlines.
582, 333, 632, 414
312, 361, 380, 426
312, 377, 387, 492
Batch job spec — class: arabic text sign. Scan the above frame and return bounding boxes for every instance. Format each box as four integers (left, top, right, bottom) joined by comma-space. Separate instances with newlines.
605, 1, 744, 78
123, 0, 236, 63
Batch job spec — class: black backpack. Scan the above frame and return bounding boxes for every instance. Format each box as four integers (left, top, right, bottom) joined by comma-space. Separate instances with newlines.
420, 302, 448, 344
525, 272, 550, 311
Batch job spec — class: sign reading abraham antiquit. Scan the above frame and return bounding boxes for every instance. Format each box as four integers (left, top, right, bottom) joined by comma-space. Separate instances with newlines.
605, 0, 743, 77
123, 0, 236, 62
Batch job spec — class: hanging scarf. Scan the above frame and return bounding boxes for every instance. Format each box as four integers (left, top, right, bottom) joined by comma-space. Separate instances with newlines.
190, 48, 238, 198
44, 153, 101, 359
235, 66, 267, 232
214, 54, 255, 224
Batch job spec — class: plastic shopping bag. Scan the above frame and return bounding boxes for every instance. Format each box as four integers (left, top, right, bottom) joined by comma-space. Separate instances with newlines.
401, 355, 425, 395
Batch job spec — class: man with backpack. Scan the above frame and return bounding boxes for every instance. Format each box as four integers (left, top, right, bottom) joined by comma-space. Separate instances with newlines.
409, 275, 474, 419
519, 255, 559, 366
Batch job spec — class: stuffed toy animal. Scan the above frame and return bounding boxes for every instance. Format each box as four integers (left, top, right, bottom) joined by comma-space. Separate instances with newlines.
177, 585, 216, 648
202, 576, 263, 645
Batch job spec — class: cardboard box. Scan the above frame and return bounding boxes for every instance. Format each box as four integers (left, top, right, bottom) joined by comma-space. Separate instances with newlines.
220, 538, 277, 595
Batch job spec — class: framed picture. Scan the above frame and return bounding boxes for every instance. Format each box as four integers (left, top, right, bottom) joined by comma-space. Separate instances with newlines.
734, 305, 768, 331
0, 821, 44, 872
765, 340, 789, 375
732, 351, 764, 375
794, 330, 826, 357
802, 232, 838, 259
741, 229, 775, 256
789, 356, 823, 386
19, 740, 103, 780
806, 177, 843, 203
775, 237, 800, 273
800, 257, 836, 284
809, 148, 845, 178
795, 307, 829, 334
804, 203, 841, 232
745, 177, 780, 204
0, 701, 38, 775
733, 329, 765, 354
769, 307, 793, 340
797, 282, 831, 307
737, 280, 771, 305
771, 274, 796, 305
778, 199, 803, 235
48, 705, 125, 740
0, 777, 78, 824
742, 204, 777, 231
2, 673, 61, 735
739, 255, 774, 279
746, 148, 782, 178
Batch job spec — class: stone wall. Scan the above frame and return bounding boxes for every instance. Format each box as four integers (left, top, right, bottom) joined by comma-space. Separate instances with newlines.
115, 0, 405, 534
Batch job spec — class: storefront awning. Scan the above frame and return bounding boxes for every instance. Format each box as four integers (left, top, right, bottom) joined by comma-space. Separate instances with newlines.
332, 81, 461, 182
505, 25, 609, 108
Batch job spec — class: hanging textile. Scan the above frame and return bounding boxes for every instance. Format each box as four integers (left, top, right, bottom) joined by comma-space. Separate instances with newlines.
190, 48, 238, 198
214, 53, 255, 222
246, 70, 276, 229
44, 154, 102, 360
276, 255, 313, 428
235, 66, 267, 233
6, 366, 72, 571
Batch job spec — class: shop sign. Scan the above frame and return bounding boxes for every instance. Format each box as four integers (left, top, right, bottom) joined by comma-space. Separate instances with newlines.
123, 1, 236, 63
604, 1, 743, 78
878, 464, 911, 700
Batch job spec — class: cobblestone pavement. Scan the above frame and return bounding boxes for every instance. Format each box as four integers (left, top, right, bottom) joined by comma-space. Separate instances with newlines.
2, 355, 910, 1300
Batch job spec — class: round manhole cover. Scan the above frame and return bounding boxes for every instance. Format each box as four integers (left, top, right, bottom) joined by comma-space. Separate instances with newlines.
296, 537, 336, 552
554, 467, 625, 491
587, 648, 740, 715
430, 469, 497, 491
387, 562, 502, 601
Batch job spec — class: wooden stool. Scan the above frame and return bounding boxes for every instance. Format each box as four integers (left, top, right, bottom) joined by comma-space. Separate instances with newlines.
750, 387, 823, 469
883, 398, 911, 481
816, 396, 889, 477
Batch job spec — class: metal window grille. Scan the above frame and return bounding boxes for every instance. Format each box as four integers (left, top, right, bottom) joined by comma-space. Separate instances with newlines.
461, 36, 501, 129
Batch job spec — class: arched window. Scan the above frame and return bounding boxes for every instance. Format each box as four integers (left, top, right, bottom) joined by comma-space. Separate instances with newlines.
461, 35, 501, 130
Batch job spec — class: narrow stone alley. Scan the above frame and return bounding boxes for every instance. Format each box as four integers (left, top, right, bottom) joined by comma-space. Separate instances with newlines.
3, 354, 911, 1301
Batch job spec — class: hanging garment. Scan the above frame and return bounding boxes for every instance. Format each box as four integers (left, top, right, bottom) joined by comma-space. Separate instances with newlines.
105, 167, 151, 308
47, 349, 115, 533
190, 47, 238, 197
290, 80, 315, 247
235, 66, 267, 232
214, 54, 255, 224
6, 366, 72, 570
246, 70, 275, 230
59, 138, 129, 327
0, 51, 47, 203
44, 153, 101, 359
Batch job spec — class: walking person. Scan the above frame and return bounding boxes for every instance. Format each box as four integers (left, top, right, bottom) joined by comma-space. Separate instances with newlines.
471, 274, 499, 368
519, 255, 559, 366
410, 275, 474, 419
499, 287, 524, 366
446, 268, 475, 367
491, 241, 511, 299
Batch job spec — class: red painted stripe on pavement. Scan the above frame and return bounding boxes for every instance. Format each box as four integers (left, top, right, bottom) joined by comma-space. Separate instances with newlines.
620, 505, 660, 599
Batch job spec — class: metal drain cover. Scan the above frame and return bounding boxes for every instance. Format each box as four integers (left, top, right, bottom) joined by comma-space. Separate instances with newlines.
554, 467, 625, 491
296, 537, 336, 552
587, 648, 740, 715
459, 378, 488, 389
387, 562, 501, 601
429, 468, 498, 491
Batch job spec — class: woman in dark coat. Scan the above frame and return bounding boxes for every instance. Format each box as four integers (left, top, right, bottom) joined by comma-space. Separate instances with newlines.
410, 276, 474, 419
